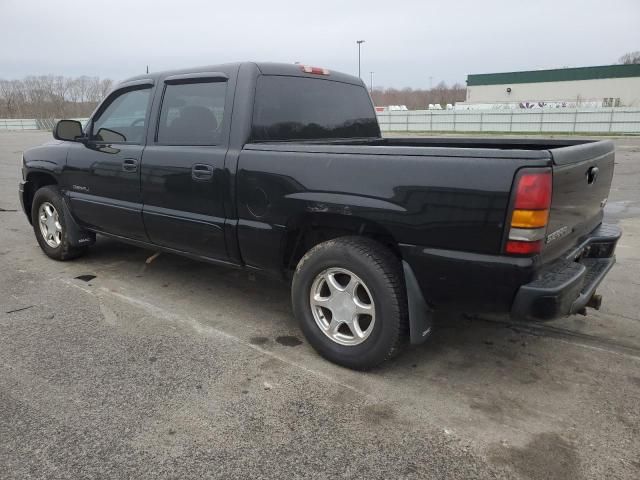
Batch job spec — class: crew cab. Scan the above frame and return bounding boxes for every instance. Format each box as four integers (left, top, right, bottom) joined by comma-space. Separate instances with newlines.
19, 62, 621, 369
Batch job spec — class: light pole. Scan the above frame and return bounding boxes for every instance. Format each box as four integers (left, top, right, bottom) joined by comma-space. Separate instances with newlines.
356, 40, 365, 78
369, 71, 374, 93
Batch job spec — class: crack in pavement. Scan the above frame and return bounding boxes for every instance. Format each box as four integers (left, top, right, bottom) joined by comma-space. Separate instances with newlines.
5, 305, 34, 314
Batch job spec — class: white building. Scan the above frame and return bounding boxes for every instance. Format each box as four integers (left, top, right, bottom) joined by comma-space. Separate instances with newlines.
465, 64, 640, 107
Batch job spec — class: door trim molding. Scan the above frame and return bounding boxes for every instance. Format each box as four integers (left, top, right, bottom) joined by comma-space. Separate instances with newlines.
142, 205, 225, 230
68, 191, 141, 212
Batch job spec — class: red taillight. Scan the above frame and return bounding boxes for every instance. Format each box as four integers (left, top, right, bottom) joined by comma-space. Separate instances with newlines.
506, 169, 552, 256
505, 240, 543, 255
300, 65, 330, 76
514, 172, 552, 209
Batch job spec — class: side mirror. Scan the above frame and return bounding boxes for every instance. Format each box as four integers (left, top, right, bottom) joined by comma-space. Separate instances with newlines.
53, 120, 84, 142
94, 127, 126, 143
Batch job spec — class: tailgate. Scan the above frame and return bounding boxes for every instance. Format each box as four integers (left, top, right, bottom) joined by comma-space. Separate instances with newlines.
542, 140, 615, 262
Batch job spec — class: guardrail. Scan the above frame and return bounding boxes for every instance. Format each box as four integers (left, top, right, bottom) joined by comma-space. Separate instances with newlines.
377, 108, 640, 134
0, 118, 40, 130
0, 118, 88, 131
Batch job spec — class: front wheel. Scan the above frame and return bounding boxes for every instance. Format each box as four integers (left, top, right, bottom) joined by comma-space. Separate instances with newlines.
292, 236, 408, 370
31, 186, 87, 261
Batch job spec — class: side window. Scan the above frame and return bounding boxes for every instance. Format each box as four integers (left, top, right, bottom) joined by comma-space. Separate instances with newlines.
91, 88, 151, 144
157, 81, 227, 146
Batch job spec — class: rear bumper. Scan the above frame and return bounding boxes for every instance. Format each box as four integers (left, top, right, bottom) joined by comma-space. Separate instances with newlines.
511, 223, 621, 321
399, 223, 621, 321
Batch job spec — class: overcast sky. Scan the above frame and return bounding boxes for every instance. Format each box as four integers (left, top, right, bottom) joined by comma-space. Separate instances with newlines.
1, 0, 638, 88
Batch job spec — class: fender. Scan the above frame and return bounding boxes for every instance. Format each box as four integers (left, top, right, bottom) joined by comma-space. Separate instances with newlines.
402, 260, 433, 345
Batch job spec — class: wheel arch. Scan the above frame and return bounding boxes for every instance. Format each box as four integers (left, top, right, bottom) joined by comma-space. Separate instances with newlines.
281, 212, 401, 272
23, 171, 58, 224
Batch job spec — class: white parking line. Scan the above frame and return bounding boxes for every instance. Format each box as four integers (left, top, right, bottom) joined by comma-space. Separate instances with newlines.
61, 278, 374, 399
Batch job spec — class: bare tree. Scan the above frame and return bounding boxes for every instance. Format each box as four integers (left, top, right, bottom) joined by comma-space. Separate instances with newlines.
68, 76, 91, 104
0, 75, 115, 119
99, 78, 114, 98
371, 81, 466, 109
0, 80, 25, 117
618, 51, 640, 64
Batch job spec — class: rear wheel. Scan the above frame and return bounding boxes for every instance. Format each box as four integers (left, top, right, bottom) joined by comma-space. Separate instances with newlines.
31, 186, 88, 261
292, 236, 408, 370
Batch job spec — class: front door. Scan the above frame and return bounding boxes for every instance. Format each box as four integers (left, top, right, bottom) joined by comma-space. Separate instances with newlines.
140, 75, 229, 260
65, 83, 153, 241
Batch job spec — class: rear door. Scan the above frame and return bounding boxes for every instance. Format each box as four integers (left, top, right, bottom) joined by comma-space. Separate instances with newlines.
65, 80, 153, 240
543, 141, 615, 261
140, 72, 231, 260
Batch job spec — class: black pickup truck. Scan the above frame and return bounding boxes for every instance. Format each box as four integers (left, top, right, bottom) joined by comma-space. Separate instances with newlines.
19, 62, 620, 369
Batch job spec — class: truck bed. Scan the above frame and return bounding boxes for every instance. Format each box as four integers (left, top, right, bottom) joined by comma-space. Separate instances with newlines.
256, 136, 597, 149
244, 137, 614, 265
379, 137, 599, 151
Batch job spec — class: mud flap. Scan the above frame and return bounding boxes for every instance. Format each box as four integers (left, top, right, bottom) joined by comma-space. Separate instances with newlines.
402, 260, 433, 345
61, 196, 96, 247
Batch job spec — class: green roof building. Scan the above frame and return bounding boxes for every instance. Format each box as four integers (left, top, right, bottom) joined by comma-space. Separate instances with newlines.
465, 64, 640, 107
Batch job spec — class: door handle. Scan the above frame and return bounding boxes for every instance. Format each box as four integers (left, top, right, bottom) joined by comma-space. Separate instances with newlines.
192, 163, 214, 181
122, 158, 138, 172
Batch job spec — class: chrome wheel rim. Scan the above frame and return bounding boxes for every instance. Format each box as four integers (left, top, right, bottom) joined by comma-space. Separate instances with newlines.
309, 268, 376, 346
38, 202, 62, 248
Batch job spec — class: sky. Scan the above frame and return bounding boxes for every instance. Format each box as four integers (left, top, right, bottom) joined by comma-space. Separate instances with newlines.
1, 0, 638, 88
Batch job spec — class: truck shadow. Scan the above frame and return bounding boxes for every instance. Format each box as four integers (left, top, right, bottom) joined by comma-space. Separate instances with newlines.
84, 236, 637, 379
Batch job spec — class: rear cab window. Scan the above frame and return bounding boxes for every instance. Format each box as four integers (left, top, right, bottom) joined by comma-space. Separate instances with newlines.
251, 76, 380, 142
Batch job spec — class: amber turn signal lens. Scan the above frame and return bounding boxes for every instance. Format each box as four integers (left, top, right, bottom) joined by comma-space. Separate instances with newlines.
511, 209, 549, 228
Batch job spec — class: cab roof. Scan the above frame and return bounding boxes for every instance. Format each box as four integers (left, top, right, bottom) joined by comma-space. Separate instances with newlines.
119, 62, 365, 87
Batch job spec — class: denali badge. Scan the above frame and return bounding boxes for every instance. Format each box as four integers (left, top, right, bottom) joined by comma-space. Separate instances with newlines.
546, 226, 571, 244
72, 185, 89, 192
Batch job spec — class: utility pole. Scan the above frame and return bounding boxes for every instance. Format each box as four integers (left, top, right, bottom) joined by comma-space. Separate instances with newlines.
146, 65, 149, 74
356, 40, 365, 78
369, 72, 374, 93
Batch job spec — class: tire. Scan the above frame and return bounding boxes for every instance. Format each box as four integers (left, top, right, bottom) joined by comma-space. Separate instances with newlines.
292, 236, 408, 370
31, 186, 88, 261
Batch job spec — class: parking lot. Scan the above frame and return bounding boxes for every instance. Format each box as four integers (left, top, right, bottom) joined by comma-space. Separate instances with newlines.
1, 131, 639, 479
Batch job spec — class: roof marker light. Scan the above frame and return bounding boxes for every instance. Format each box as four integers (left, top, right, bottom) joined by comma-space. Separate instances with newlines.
301, 65, 330, 76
